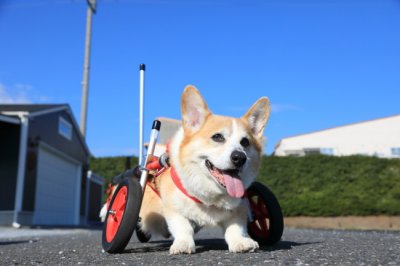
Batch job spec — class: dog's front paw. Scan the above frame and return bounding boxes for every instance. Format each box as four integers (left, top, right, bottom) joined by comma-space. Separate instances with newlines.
169, 238, 196, 254
228, 237, 259, 253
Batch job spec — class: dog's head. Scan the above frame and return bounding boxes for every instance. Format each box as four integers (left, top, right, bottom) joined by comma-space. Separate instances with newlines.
170, 85, 270, 206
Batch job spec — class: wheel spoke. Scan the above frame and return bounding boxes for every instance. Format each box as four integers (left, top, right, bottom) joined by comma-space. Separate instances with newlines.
257, 217, 268, 231
247, 187, 271, 239
257, 197, 270, 218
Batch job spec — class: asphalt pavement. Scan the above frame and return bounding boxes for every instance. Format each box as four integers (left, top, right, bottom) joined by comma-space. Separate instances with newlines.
1, 226, 399, 265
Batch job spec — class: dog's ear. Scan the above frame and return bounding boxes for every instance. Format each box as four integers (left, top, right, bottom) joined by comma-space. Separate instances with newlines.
181, 85, 211, 134
242, 97, 270, 139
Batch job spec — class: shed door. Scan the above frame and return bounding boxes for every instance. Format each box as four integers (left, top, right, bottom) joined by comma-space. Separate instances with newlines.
33, 145, 81, 225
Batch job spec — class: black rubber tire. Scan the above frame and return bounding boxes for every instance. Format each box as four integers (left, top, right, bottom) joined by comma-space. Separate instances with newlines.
102, 178, 142, 253
246, 181, 284, 246
135, 217, 152, 243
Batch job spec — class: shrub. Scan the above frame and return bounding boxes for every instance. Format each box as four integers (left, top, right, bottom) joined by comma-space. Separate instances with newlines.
90, 154, 400, 216
90, 156, 138, 185
257, 155, 400, 216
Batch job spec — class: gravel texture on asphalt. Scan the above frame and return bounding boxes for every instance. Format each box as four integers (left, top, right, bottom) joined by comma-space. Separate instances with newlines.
0, 227, 399, 265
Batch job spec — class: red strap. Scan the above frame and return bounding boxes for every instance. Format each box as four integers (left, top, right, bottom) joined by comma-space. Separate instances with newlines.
147, 156, 162, 171
170, 167, 202, 204
146, 181, 161, 198
145, 142, 201, 203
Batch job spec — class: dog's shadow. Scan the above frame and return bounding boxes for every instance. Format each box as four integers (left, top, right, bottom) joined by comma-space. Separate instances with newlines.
123, 238, 319, 254
260, 240, 319, 251
123, 239, 226, 254
196, 239, 320, 253
124, 240, 171, 253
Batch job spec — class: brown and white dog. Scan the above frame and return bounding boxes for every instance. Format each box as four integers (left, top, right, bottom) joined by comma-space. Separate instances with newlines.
103, 85, 270, 254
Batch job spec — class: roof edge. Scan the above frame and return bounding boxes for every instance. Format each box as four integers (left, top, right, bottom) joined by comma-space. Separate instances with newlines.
0, 114, 20, 124
29, 105, 69, 117
63, 106, 92, 158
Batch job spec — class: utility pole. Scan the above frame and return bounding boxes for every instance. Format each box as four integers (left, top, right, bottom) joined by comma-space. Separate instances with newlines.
80, 0, 96, 138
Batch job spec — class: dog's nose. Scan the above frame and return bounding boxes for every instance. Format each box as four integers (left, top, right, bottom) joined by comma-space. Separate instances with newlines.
231, 150, 247, 167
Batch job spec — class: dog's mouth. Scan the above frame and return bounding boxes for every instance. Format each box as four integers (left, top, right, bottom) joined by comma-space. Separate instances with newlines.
205, 159, 245, 198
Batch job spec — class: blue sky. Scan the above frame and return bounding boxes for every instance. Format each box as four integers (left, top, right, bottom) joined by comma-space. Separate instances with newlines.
1, 0, 399, 157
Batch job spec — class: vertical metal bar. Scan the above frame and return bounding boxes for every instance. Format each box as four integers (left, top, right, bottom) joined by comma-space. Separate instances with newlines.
139, 64, 145, 166
13, 114, 29, 228
139, 120, 161, 189
85, 171, 91, 226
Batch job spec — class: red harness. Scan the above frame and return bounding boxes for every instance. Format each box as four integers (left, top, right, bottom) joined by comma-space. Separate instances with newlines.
170, 167, 202, 204
146, 155, 202, 204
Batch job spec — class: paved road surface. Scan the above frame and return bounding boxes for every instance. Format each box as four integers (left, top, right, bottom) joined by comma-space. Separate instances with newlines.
1, 226, 399, 265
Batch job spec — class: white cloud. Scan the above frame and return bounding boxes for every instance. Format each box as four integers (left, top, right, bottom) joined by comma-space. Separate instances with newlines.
0, 83, 31, 103
0, 83, 50, 104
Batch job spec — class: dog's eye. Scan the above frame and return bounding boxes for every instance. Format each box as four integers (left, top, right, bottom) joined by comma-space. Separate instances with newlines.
211, 133, 225, 143
240, 137, 250, 148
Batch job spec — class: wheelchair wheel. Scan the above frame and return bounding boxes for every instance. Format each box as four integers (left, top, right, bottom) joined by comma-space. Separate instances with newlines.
102, 178, 142, 253
246, 181, 284, 246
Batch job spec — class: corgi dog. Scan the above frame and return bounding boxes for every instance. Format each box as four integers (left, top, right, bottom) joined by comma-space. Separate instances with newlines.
103, 85, 271, 254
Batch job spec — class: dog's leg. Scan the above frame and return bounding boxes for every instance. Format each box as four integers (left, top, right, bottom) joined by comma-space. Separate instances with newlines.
222, 205, 259, 253
99, 204, 108, 222
139, 212, 170, 238
224, 223, 259, 252
165, 212, 196, 254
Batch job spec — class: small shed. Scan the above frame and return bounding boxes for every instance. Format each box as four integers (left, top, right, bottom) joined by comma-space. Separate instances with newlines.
0, 104, 103, 226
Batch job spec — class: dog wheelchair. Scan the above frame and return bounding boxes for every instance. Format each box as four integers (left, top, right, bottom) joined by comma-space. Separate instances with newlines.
102, 120, 284, 253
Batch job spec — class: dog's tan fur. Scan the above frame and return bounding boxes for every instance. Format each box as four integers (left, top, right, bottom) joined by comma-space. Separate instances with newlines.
103, 85, 271, 254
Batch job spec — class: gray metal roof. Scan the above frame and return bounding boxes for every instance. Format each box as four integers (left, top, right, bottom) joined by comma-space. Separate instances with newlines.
0, 104, 91, 157
0, 104, 67, 113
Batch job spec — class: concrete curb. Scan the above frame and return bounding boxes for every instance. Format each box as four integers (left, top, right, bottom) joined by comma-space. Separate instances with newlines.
284, 216, 400, 231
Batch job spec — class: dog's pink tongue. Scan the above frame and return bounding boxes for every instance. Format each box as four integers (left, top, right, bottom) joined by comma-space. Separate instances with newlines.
223, 174, 245, 198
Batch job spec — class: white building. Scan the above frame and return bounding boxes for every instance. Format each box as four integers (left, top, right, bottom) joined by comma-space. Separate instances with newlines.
274, 114, 400, 158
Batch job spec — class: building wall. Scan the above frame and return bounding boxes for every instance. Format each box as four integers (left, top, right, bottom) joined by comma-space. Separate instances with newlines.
274, 115, 400, 158
28, 110, 88, 162
0, 108, 94, 226
22, 110, 89, 213
88, 182, 102, 222
22, 145, 38, 212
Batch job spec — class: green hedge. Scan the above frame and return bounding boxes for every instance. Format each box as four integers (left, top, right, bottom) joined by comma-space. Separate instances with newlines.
257, 155, 400, 216
90, 156, 138, 184
90, 154, 400, 216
